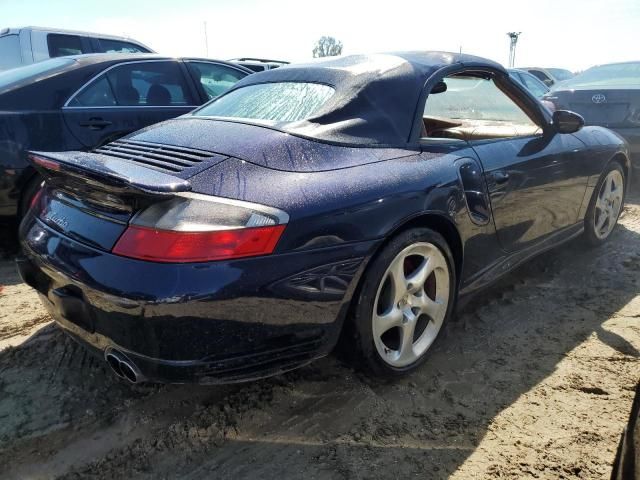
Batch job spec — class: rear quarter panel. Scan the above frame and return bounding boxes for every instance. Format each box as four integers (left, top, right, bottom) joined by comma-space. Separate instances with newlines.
189, 146, 503, 286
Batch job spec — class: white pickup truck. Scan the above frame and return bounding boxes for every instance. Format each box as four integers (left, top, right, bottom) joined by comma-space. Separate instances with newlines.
0, 26, 153, 71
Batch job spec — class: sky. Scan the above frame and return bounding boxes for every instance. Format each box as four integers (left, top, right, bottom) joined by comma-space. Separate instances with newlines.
1, 0, 639, 71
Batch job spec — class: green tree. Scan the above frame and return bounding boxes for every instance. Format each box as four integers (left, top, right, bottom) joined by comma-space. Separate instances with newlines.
312, 36, 343, 58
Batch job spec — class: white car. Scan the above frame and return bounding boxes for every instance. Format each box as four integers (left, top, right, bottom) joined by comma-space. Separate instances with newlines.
0, 26, 153, 71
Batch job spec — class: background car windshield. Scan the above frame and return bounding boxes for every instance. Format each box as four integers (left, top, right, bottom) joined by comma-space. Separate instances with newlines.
0, 57, 75, 94
519, 72, 549, 98
195, 82, 335, 122
560, 63, 640, 89
187, 62, 247, 99
547, 68, 574, 81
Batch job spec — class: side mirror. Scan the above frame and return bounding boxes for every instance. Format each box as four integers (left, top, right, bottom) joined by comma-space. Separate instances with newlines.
430, 81, 448, 94
552, 110, 584, 134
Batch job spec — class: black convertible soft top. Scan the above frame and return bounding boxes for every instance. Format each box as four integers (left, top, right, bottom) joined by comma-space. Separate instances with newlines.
207, 51, 506, 146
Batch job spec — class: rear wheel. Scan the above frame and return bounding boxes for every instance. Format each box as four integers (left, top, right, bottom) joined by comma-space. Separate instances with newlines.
349, 228, 456, 378
583, 162, 625, 246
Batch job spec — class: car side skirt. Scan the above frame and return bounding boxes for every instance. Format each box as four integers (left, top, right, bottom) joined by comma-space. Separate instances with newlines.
457, 222, 584, 307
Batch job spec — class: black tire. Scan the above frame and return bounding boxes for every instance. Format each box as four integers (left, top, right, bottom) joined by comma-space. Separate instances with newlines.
18, 175, 44, 219
583, 161, 625, 247
348, 228, 456, 379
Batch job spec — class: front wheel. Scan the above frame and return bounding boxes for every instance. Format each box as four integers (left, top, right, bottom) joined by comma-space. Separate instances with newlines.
349, 228, 456, 378
583, 162, 625, 246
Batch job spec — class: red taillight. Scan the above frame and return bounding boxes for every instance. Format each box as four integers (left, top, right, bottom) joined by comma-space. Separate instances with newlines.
30, 155, 60, 171
29, 186, 45, 212
112, 224, 286, 263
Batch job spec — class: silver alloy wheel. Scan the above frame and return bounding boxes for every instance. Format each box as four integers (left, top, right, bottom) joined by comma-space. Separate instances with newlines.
372, 242, 450, 368
594, 169, 624, 240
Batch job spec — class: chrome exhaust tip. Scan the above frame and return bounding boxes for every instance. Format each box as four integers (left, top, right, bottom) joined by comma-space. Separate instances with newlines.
104, 349, 142, 384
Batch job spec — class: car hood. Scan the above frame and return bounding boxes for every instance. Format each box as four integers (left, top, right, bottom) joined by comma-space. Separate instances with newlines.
123, 117, 416, 173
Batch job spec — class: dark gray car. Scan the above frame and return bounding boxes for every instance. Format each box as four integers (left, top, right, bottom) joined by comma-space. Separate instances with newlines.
0, 54, 251, 218
544, 61, 640, 175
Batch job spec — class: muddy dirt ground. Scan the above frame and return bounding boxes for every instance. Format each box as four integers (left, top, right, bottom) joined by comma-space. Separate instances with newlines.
1, 190, 639, 480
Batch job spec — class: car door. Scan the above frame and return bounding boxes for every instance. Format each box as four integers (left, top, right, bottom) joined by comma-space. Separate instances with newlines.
61, 60, 199, 149
424, 73, 588, 252
184, 60, 249, 101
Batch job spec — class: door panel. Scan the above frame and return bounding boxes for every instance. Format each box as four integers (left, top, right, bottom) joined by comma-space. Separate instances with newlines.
62, 60, 198, 149
62, 106, 194, 148
423, 73, 589, 253
420, 139, 503, 283
472, 133, 588, 251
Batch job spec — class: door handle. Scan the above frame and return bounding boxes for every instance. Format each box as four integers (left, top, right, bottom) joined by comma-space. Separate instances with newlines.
79, 118, 113, 130
492, 171, 510, 184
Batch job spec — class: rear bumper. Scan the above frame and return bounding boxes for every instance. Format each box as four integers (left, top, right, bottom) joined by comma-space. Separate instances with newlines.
18, 217, 376, 383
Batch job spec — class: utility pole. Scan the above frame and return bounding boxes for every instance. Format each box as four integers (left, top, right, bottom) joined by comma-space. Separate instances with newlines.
506, 32, 521, 68
203, 21, 209, 57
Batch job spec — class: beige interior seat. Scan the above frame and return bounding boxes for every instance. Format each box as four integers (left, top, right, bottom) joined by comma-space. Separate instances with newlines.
423, 116, 541, 141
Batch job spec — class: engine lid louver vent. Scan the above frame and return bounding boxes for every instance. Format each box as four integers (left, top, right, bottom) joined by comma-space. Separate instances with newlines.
94, 139, 219, 174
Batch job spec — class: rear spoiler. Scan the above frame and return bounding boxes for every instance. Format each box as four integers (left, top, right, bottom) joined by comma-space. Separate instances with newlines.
29, 150, 191, 196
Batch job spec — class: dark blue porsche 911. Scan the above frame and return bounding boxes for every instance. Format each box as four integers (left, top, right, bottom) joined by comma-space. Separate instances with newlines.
18, 52, 630, 384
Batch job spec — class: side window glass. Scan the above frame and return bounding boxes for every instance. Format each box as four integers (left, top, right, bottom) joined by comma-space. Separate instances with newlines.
107, 62, 194, 106
67, 62, 194, 107
67, 76, 116, 107
47, 34, 89, 57
510, 72, 523, 84
97, 39, 148, 53
522, 74, 547, 98
0, 35, 22, 70
529, 70, 547, 82
187, 62, 247, 99
422, 75, 541, 141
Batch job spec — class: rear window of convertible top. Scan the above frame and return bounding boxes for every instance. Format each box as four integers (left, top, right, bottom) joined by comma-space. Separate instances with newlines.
194, 82, 335, 123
